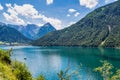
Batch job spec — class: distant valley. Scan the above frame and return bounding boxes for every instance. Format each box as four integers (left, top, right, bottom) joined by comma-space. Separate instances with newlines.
9, 23, 56, 40
0, 22, 56, 44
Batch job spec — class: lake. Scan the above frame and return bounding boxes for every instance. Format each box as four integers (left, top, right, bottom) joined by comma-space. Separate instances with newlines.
0, 46, 120, 80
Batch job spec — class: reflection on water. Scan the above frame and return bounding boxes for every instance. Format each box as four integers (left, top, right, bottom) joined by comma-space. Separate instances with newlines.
0, 46, 120, 80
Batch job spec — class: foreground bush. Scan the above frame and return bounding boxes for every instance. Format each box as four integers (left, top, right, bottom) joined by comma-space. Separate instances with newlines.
94, 60, 120, 80
0, 62, 17, 80
57, 66, 81, 80
0, 49, 11, 64
0, 49, 33, 80
12, 60, 33, 80
36, 74, 45, 80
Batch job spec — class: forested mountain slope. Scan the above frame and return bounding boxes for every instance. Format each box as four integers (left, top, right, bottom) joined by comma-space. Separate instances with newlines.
32, 1, 120, 47
0, 23, 31, 43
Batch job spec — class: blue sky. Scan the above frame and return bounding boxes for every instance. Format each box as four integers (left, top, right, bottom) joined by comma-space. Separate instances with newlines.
0, 0, 117, 29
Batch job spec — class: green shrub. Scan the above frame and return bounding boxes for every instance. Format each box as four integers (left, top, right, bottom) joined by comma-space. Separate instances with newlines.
12, 60, 33, 80
57, 66, 81, 80
0, 49, 33, 80
0, 62, 17, 80
36, 74, 45, 80
0, 49, 11, 64
94, 60, 120, 80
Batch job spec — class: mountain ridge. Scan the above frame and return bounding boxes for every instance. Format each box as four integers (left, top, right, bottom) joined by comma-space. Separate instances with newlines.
35, 22, 56, 39
9, 23, 56, 40
0, 23, 31, 43
32, 1, 120, 47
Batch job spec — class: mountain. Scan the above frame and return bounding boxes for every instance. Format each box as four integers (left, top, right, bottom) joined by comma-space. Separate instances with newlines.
9, 23, 56, 40
8, 24, 40, 40
36, 23, 56, 39
0, 23, 31, 43
32, 1, 120, 47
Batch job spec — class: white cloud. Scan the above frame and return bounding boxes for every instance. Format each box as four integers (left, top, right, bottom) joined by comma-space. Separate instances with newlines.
3, 3, 25, 25
0, 4, 3, 10
6, 3, 11, 7
68, 9, 77, 13
79, 0, 98, 9
36, 14, 62, 29
12, 4, 39, 19
46, 0, 53, 5
67, 14, 70, 17
105, 0, 117, 3
3, 3, 62, 30
67, 21, 76, 26
3, 12, 25, 25
74, 12, 80, 17
67, 9, 80, 17
105, 0, 110, 3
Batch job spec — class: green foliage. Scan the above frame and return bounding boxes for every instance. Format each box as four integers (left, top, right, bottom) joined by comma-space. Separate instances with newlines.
94, 60, 120, 80
94, 61, 113, 80
36, 74, 45, 80
57, 66, 81, 80
32, 1, 120, 47
111, 69, 120, 80
0, 49, 33, 80
12, 60, 33, 80
57, 70, 71, 80
0, 49, 16, 80
0, 62, 17, 80
0, 49, 12, 64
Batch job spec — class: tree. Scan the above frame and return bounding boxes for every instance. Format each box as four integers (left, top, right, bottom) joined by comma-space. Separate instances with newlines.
57, 65, 81, 80
94, 60, 120, 80
36, 74, 45, 80
12, 60, 33, 80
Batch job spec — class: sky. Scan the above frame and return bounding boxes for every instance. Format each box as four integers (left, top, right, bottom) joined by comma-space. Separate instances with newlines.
0, 0, 117, 30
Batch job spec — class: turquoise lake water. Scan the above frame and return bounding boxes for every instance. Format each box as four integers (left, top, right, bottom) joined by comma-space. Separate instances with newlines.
0, 46, 120, 80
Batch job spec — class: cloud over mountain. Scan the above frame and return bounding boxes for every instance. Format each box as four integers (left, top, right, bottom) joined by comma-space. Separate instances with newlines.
74, 12, 80, 17
3, 4, 62, 30
46, 0, 53, 5
0, 4, 3, 10
68, 9, 77, 13
79, 0, 98, 9
67, 8, 80, 17
105, 0, 117, 3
